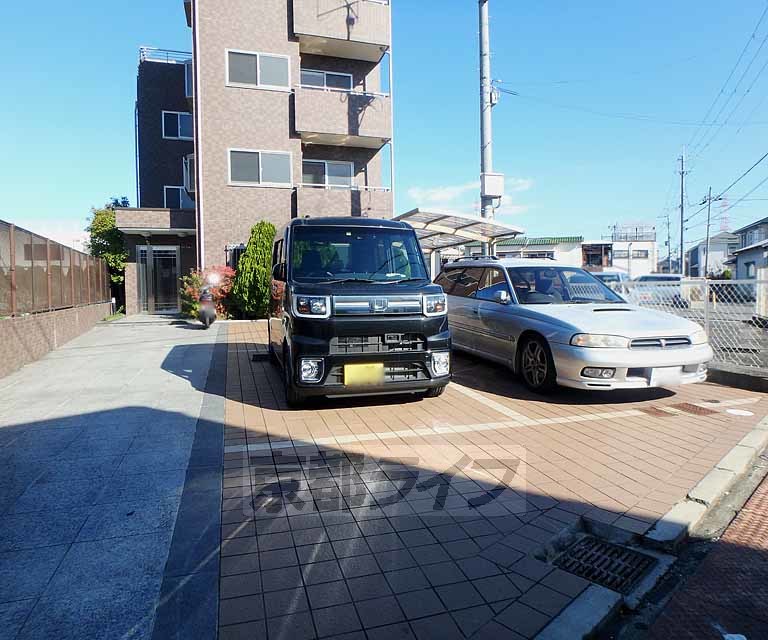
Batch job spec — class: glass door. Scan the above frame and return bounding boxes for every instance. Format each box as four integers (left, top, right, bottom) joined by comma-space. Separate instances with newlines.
137, 246, 180, 314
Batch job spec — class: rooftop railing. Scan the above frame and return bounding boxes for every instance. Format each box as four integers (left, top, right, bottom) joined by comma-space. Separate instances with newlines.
139, 47, 192, 64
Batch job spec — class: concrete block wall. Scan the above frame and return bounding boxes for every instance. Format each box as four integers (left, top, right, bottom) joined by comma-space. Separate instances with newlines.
0, 302, 111, 380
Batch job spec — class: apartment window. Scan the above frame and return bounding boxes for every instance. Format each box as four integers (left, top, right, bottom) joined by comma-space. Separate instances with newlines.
184, 59, 194, 98
745, 262, 756, 278
227, 50, 290, 89
300, 69, 353, 91
302, 160, 354, 187
183, 155, 195, 193
162, 111, 193, 140
523, 251, 554, 259
613, 250, 629, 259
632, 250, 649, 259
164, 186, 194, 209
229, 150, 292, 186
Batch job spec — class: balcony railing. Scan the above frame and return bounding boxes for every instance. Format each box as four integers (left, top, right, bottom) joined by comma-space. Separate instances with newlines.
295, 86, 391, 148
139, 47, 193, 65
293, 0, 390, 62
297, 184, 392, 218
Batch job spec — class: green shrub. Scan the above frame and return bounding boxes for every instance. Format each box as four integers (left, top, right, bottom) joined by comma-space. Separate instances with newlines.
231, 221, 276, 318
180, 266, 235, 319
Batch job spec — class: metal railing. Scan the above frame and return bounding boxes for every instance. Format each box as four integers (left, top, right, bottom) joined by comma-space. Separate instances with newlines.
613, 279, 768, 375
139, 47, 192, 64
0, 220, 110, 318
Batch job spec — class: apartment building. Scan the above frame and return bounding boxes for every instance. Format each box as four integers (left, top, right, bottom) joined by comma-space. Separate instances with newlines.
118, 0, 393, 314
730, 216, 768, 279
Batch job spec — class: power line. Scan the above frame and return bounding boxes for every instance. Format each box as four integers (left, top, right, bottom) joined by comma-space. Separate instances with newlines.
686, 3, 768, 152
493, 87, 768, 126
684, 149, 768, 222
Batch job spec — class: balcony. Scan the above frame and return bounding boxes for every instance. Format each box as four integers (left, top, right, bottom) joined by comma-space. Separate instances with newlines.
297, 186, 392, 218
293, 0, 390, 62
295, 86, 391, 148
115, 208, 196, 235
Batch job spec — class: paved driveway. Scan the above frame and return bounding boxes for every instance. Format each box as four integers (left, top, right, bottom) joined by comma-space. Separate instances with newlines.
220, 322, 767, 639
0, 318, 220, 640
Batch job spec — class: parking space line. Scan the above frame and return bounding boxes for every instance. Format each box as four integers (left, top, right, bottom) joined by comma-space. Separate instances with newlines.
449, 382, 537, 423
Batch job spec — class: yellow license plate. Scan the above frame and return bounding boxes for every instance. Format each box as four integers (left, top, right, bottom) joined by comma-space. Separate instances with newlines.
344, 363, 385, 386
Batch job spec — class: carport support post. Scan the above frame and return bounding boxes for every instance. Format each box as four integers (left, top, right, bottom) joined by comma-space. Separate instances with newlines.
479, 0, 494, 255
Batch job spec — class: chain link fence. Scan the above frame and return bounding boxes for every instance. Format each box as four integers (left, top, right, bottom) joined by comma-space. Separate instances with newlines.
614, 279, 768, 376
0, 219, 110, 318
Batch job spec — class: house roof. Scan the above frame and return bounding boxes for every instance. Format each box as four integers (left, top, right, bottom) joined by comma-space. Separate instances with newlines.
733, 238, 768, 254
733, 216, 768, 235
466, 236, 583, 248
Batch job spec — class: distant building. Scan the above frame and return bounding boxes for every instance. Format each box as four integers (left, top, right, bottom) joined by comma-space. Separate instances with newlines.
601, 225, 657, 278
731, 217, 768, 279
468, 237, 584, 265
686, 232, 739, 277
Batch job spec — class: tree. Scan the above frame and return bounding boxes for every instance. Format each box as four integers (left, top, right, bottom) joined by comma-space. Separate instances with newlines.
86, 200, 129, 307
231, 221, 276, 318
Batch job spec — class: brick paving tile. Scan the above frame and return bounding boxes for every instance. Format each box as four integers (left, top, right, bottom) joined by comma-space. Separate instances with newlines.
649, 474, 768, 639
219, 594, 265, 626
494, 601, 553, 638
218, 620, 266, 640
220, 324, 768, 639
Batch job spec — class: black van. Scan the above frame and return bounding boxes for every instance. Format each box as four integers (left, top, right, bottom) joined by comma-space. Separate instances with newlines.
269, 217, 451, 405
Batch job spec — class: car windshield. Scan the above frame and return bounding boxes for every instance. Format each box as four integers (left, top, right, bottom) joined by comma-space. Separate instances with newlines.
290, 226, 429, 283
507, 266, 624, 305
595, 274, 619, 283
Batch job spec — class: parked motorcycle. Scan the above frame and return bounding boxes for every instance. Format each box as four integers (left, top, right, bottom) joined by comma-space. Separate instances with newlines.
199, 273, 221, 329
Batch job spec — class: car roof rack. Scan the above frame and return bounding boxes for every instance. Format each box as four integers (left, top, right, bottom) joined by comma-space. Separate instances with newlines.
451, 255, 500, 262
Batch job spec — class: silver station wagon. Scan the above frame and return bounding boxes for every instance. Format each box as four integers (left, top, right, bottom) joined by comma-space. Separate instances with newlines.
435, 257, 713, 392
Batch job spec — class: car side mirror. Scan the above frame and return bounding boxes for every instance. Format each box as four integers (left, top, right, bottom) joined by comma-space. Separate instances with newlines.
272, 263, 286, 282
494, 290, 511, 305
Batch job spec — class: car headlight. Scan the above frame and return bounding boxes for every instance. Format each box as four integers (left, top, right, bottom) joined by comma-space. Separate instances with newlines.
295, 295, 330, 318
570, 334, 630, 348
431, 351, 451, 377
690, 329, 708, 345
424, 294, 447, 317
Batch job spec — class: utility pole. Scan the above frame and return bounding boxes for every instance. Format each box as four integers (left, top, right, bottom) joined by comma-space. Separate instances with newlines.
678, 153, 686, 275
662, 212, 672, 273
479, 0, 495, 255
701, 186, 723, 277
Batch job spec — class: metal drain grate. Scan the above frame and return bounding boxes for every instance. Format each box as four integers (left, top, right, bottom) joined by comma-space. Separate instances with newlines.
553, 537, 657, 595
672, 402, 718, 416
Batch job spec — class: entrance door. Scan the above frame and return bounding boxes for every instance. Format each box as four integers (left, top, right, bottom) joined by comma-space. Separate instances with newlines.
138, 246, 181, 314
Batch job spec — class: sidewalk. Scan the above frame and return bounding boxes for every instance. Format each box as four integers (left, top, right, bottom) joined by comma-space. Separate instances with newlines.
649, 472, 768, 639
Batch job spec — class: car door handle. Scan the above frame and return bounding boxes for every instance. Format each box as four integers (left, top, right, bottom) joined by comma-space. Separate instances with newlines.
471, 308, 479, 314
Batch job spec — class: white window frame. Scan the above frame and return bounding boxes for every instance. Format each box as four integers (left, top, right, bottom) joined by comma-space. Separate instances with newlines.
225, 49, 291, 92
183, 154, 195, 194
301, 160, 355, 188
228, 148, 293, 188
299, 68, 354, 92
164, 186, 194, 209
162, 111, 193, 140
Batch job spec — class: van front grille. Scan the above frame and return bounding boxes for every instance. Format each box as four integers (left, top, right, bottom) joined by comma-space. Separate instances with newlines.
333, 295, 423, 316
330, 335, 426, 355
630, 337, 691, 349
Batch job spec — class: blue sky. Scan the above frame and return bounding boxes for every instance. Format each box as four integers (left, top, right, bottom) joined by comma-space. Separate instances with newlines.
2, 1, 767, 256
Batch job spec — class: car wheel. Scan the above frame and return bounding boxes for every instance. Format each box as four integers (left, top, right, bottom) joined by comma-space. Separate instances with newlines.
282, 347, 305, 407
423, 385, 447, 399
519, 336, 557, 393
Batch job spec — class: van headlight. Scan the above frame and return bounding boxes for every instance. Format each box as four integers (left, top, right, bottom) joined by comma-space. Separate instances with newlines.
431, 352, 451, 376
424, 294, 447, 317
295, 295, 330, 318
690, 329, 708, 345
570, 334, 629, 348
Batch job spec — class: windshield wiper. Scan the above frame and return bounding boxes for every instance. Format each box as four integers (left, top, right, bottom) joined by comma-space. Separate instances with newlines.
323, 277, 378, 284
389, 277, 427, 284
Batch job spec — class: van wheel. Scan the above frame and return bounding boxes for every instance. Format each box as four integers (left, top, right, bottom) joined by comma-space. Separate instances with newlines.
283, 348, 305, 408
519, 336, 557, 393
424, 385, 447, 398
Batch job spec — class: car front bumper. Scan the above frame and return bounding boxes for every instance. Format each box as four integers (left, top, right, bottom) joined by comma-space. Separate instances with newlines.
549, 342, 714, 391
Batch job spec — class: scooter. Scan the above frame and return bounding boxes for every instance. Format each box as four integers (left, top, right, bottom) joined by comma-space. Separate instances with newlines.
199, 286, 216, 329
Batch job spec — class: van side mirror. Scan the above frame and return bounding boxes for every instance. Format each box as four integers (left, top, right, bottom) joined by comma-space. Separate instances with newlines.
272, 263, 286, 282
494, 290, 511, 305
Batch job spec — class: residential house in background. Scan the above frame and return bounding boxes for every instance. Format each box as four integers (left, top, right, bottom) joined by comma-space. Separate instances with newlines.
469, 237, 584, 264
686, 232, 739, 277
731, 216, 768, 279
118, 0, 394, 315
603, 225, 657, 279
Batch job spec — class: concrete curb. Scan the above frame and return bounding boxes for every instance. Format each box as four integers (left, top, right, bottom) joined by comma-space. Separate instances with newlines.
645, 414, 768, 550
535, 584, 622, 640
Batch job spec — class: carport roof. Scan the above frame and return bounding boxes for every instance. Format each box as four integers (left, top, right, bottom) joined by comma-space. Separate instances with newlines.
394, 208, 525, 251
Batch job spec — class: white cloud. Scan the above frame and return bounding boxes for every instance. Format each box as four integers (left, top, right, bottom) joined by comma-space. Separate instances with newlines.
407, 181, 480, 204
506, 178, 534, 193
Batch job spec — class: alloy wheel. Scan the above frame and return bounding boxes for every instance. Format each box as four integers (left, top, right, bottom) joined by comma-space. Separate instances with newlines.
522, 340, 548, 388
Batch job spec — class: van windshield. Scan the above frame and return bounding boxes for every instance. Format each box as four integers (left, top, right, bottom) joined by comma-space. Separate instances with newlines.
290, 226, 429, 284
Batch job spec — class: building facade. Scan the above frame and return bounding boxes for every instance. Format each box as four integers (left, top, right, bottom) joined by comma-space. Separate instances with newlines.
118, 0, 394, 315
686, 232, 739, 278
731, 217, 768, 280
